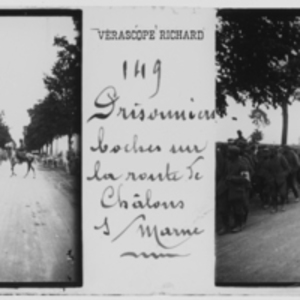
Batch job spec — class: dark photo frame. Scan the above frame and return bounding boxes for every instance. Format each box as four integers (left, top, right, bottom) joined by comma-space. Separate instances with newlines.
0, 9, 82, 287
216, 8, 300, 287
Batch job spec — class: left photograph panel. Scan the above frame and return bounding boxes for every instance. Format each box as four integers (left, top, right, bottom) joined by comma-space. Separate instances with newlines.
0, 10, 82, 286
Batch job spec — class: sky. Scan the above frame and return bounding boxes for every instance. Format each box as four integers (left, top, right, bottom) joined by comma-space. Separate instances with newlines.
0, 16, 76, 142
216, 96, 300, 145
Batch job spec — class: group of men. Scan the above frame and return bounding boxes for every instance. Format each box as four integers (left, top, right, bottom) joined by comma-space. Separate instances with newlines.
216, 130, 300, 235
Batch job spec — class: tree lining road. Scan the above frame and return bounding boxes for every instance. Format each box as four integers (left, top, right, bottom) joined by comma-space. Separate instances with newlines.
0, 161, 80, 284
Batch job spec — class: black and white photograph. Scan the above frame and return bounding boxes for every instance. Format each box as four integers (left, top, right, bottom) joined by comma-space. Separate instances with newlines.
0, 10, 82, 286
216, 9, 300, 285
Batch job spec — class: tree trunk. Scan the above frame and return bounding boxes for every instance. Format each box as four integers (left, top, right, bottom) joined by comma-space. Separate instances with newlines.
50, 140, 53, 155
281, 101, 288, 145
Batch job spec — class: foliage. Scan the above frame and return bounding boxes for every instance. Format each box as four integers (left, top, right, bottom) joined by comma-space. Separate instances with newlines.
25, 15, 81, 151
249, 107, 271, 128
0, 110, 11, 148
217, 9, 300, 144
250, 128, 263, 143
25, 93, 67, 150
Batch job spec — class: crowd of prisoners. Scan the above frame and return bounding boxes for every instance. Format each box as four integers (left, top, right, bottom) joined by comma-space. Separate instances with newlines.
216, 130, 300, 235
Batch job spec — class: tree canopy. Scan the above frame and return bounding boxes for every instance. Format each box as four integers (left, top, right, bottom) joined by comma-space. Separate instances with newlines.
249, 107, 271, 128
25, 15, 81, 151
0, 110, 11, 148
217, 9, 300, 144
250, 129, 263, 144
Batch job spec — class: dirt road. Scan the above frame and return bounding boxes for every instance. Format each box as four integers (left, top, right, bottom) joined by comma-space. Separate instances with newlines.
0, 160, 81, 284
216, 194, 300, 285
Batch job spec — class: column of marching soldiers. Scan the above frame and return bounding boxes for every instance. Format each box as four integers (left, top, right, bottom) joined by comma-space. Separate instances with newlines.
216, 130, 300, 235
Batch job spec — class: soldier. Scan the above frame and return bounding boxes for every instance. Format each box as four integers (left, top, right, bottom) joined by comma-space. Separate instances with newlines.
18, 139, 25, 151
267, 147, 290, 212
283, 146, 300, 203
252, 147, 272, 208
235, 130, 247, 145
226, 145, 250, 233
238, 141, 255, 205
238, 141, 255, 175
16, 139, 26, 160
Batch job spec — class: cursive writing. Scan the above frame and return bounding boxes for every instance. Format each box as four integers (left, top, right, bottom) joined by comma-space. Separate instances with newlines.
86, 160, 122, 181
112, 214, 203, 250
117, 102, 215, 121
101, 184, 184, 209
87, 86, 119, 122
90, 127, 161, 154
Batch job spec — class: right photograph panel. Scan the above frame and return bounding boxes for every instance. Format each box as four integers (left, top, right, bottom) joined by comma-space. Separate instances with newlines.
216, 9, 300, 285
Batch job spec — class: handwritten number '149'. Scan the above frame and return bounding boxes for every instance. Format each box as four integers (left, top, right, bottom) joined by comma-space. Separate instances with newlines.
123, 60, 161, 98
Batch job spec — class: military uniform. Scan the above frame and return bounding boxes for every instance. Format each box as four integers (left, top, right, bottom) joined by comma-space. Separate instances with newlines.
253, 148, 272, 208
283, 147, 300, 202
266, 149, 290, 212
